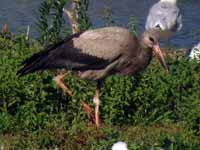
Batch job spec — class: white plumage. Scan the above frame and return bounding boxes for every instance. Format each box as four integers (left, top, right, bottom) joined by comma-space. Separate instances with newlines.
145, 0, 182, 39
112, 141, 128, 150
189, 42, 200, 60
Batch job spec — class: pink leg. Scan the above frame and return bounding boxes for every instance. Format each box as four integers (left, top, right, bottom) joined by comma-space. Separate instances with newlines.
54, 72, 73, 96
80, 100, 95, 124
54, 72, 101, 129
93, 86, 100, 129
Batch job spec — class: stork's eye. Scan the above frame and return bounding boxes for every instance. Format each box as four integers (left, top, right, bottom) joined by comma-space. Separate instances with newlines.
149, 37, 154, 43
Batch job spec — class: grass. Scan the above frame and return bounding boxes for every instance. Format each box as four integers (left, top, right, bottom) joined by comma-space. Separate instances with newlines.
0, 121, 199, 149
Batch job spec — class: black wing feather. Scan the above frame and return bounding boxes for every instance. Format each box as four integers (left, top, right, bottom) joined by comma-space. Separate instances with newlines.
17, 32, 110, 76
22, 32, 83, 65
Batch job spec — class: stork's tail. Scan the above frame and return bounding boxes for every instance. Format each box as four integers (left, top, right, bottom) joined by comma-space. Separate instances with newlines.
17, 32, 83, 76
17, 49, 53, 76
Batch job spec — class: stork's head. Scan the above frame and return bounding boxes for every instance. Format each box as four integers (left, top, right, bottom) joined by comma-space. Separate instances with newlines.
140, 29, 169, 72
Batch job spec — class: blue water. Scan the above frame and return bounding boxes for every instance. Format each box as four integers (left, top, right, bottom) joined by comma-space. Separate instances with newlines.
0, 0, 199, 48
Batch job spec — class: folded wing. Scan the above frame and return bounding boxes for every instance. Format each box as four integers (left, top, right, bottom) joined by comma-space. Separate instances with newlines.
17, 27, 131, 76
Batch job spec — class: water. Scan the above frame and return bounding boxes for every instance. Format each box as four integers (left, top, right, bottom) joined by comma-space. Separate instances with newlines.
0, 0, 199, 48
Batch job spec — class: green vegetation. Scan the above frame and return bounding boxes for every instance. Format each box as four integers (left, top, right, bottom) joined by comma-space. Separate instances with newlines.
0, 0, 200, 149
36, 0, 68, 46
76, 0, 92, 31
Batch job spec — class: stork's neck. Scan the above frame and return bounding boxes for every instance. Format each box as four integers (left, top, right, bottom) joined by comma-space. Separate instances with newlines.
160, 0, 177, 4
140, 47, 152, 60
138, 45, 153, 69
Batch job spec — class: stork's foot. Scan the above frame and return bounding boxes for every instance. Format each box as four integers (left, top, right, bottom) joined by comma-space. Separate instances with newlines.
80, 99, 100, 130
80, 100, 95, 124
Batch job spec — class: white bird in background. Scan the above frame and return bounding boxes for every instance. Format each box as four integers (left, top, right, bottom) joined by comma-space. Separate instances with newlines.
189, 42, 200, 60
145, 0, 182, 40
112, 141, 128, 150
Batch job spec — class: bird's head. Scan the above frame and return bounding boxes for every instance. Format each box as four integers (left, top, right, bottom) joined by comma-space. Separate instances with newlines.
112, 141, 128, 150
140, 29, 169, 72
160, 0, 177, 4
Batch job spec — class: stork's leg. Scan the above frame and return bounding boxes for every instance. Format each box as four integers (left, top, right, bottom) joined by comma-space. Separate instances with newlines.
54, 72, 95, 124
54, 72, 73, 96
93, 81, 101, 129
80, 99, 95, 124
54, 72, 101, 128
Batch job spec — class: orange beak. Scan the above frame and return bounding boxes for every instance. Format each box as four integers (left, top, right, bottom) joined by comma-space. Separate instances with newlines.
152, 44, 169, 72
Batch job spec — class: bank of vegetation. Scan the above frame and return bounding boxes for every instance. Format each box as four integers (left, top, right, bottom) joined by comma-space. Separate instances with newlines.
0, 0, 199, 149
